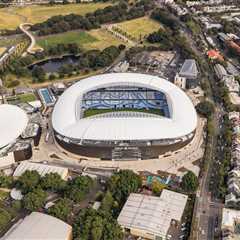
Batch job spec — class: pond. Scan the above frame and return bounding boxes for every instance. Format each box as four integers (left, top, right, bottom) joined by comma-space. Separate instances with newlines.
29, 55, 80, 73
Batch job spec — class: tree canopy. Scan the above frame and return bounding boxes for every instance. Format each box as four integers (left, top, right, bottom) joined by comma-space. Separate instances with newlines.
48, 198, 71, 222
40, 173, 66, 193
108, 170, 142, 205
73, 208, 123, 240
181, 171, 198, 193
23, 188, 47, 211
16, 170, 41, 194
0, 175, 13, 188
64, 176, 93, 202
196, 101, 215, 118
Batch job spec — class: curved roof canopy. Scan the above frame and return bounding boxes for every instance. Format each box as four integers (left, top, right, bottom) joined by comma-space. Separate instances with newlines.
2, 212, 72, 240
0, 104, 28, 148
52, 73, 197, 141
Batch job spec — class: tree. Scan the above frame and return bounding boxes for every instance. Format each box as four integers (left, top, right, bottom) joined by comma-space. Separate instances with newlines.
48, 198, 71, 221
64, 176, 93, 202
16, 170, 41, 194
23, 188, 47, 211
73, 208, 123, 240
196, 101, 215, 118
100, 191, 115, 213
32, 66, 46, 82
40, 173, 66, 193
108, 170, 142, 205
0, 175, 13, 188
0, 208, 11, 231
181, 171, 198, 192
152, 180, 166, 195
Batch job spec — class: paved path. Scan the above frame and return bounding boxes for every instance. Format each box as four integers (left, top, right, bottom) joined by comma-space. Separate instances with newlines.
19, 23, 43, 55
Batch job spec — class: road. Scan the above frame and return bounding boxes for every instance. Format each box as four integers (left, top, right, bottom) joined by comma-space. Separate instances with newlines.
171, 12, 226, 240
194, 100, 224, 239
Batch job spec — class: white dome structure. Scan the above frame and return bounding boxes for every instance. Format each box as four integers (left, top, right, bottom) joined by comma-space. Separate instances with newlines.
0, 104, 28, 149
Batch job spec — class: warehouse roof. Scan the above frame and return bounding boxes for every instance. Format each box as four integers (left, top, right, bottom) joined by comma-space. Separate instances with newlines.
13, 161, 68, 180
52, 73, 197, 141
0, 104, 28, 149
2, 212, 72, 240
117, 190, 188, 238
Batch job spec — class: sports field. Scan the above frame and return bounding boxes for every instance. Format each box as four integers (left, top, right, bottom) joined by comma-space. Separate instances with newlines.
116, 17, 162, 40
37, 31, 97, 49
18, 93, 36, 103
83, 108, 164, 118
0, 3, 112, 30
37, 29, 125, 50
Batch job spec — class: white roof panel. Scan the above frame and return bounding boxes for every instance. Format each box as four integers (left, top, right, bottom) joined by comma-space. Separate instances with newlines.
13, 161, 68, 180
117, 190, 188, 237
2, 212, 72, 240
52, 73, 197, 141
0, 104, 28, 148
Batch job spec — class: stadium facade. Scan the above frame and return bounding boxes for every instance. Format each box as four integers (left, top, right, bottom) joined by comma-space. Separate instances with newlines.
52, 73, 197, 160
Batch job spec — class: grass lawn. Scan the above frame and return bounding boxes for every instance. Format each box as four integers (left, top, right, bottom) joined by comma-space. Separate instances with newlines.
83, 108, 164, 118
0, 2, 112, 30
37, 31, 97, 49
37, 29, 125, 50
116, 16, 162, 41
0, 191, 9, 201
84, 29, 125, 50
0, 47, 6, 56
0, 11, 23, 30
18, 93, 36, 103
0, 35, 24, 48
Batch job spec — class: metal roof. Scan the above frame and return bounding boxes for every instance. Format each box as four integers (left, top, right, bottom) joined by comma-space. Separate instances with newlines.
0, 104, 28, 148
13, 161, 68, 180
179, 59, 198, 79
117, 190, 188, 238
52, 73, 197, 141
1, 212, 72, 240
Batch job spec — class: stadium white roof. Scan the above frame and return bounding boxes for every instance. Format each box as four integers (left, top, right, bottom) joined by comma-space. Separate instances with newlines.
52, 73, 197, 141
0, 104, 28, 149
117, 190, 188, 238
1, 212, 72, 240
13, 161, 69, 180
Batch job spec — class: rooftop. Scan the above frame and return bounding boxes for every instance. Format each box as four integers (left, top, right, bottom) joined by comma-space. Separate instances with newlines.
179, 59, 198, 79
1, 212, 72, 240
52, 73, 197, 142
117, 190, 188, 238
0, 104, 28, 149
222, 208, 240, 231
13, 161, 69, 180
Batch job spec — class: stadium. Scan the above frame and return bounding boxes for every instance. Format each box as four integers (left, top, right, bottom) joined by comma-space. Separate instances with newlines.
52, 73, 197, 160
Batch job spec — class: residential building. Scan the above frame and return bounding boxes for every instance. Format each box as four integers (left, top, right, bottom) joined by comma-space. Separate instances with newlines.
222, 208, 240, 240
